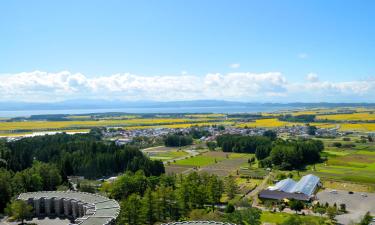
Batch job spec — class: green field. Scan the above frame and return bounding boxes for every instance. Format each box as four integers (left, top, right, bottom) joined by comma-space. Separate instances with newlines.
149, 150, 188, 161
261, 211, 327, 224
173, 152, 250, 167
304, 137, 375, 190
173, 154, 226, 166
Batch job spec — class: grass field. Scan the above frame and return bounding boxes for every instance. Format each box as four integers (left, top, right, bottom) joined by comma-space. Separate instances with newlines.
304, 138, 375, 190
173, 152, 250, 167
261, 211, 326, 224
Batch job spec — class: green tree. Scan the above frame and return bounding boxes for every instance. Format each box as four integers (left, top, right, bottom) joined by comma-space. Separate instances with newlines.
5, 200, 33, 225
225, 175, 238, 200
358, 211, 372, 225
326, 206, 337, 220
0, 169, 12, 212
225, 208, 261, 225
289, 200, 304, 214
118, 194, 144, 225
142, 188, 156, 225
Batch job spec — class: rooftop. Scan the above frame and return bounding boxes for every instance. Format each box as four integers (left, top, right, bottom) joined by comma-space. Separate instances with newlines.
18, 191, 120, 225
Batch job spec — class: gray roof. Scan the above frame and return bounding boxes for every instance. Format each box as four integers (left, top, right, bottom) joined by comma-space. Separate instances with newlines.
290, 174, 320, 196
18, 191, 119, 225
262, 174, 320, 201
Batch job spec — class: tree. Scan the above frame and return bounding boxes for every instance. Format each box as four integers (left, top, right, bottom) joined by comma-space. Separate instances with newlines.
315, 207, 326, 216
326, 206, 337, 220
225, 203, 235, 213
289, 200, 304, 214
225, 208, 261, 225
5, 200, 33, 224
340, 203, 346, 212
142, 188, 156, 225
206, 141, 217, 151
263, 130, 277, 141
0, 169, 12, 213
307, 125, 317, 135
118, 194, 144, 225
225, 175, 238, 200
358, 211, 373, 225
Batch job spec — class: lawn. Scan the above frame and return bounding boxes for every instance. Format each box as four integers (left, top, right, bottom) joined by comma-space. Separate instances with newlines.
149, 150, 188, 161
261, 211, 325, 224
173, 154, 226, 167
173, 152, 252, 167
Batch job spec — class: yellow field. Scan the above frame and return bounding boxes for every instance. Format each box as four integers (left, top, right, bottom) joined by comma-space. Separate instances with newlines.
236, 118, 297, 128
339, 123, 375, 132
317, 113, 375, 121
125, 121, 234, 130
0, 118, 216, 131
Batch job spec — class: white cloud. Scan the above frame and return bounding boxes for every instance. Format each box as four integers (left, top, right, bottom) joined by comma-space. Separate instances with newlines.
229, 63, 240, 69
0, 71, 374, 102
306, 73, 319, 82
298, 53, 308, 59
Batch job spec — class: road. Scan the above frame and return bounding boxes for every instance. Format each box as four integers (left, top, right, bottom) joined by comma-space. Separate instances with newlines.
246, 172, 272, 207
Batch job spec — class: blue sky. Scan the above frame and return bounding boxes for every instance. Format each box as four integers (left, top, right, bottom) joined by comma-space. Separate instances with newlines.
0, 0, 374, 102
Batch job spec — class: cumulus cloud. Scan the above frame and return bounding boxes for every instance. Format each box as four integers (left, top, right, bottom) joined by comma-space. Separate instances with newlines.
0, 71, 374, 102
229, 63, 240, 69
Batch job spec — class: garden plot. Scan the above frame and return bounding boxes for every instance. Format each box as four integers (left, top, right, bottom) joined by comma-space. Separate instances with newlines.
199, 157, 248, 176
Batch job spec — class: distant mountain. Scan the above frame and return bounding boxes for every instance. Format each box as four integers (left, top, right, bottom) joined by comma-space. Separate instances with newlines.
0, 99, 374, 111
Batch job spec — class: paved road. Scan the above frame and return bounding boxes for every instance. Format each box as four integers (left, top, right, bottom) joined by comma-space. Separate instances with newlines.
317, 189, 375, 225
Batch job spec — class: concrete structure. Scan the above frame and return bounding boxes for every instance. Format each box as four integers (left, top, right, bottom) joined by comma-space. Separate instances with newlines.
17, 191, 120, 225
161, 222, 236, 225
259, 174, 320, 201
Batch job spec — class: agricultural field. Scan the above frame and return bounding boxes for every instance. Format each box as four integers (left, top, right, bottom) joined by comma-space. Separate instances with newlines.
303, 137, 375, 191
236, 118, 298, 128
142, 146, 189, 161
0, 117, 230, 136
317, 112, 375, 121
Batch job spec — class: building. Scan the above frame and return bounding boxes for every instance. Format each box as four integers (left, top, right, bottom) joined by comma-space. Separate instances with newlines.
17, 191, 120, 225
259, 174, 320, 201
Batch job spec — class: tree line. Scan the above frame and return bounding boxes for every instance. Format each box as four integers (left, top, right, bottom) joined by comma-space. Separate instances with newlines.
0, 132, 165, 213
216, 132, 324, 170
103, 171, 262, 225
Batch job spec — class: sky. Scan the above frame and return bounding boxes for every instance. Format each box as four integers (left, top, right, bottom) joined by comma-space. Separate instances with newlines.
0, 0, 374, 103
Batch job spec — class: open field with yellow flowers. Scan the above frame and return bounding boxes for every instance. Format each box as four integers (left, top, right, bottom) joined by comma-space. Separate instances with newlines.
236, 118, 298, 128
317, 113, 375, 121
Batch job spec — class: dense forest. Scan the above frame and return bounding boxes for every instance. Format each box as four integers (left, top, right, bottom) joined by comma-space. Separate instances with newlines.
164, 134, 194, 147
0, 131, 164, 213
103, 171, 262, 225
216, 133, 324, 170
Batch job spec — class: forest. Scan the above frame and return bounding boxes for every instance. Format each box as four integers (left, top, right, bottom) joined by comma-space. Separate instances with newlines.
216, 133, 324, 170
0, 131, 164, 213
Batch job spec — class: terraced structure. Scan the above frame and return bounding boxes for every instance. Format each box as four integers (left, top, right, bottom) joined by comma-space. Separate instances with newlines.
17, 191, 120, 225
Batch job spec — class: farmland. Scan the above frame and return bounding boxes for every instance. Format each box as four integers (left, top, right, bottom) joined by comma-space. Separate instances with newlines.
302, 137, 375, 191
317, 112, 375, 121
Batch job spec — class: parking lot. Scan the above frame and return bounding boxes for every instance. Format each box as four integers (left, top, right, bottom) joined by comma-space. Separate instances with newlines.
317, 189, 375, 225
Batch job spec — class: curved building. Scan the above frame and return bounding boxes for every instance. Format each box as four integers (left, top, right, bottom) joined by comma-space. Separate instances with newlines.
17, 191, 120, 225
